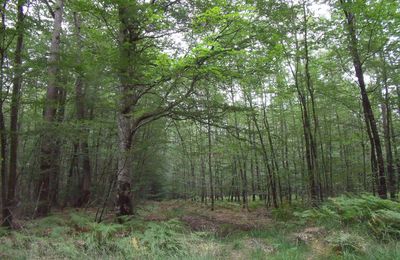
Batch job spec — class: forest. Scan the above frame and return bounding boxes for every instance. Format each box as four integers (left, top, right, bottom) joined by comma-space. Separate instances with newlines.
0, 0, 400, 259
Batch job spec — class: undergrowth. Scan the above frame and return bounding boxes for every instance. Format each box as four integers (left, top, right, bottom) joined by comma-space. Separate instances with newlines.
1, 197, 400, 259
295, 194, 400, 240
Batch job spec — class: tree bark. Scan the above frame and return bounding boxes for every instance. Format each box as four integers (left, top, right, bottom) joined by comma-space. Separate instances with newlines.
0, 0, 9, 227
73, 12, 91, 207
341, 1, 387, 198
114, 2, 139, 216
36, 0, 64, 217
380, 55, 395, 199
5, 0, 25, 226
206, 89, 214, 211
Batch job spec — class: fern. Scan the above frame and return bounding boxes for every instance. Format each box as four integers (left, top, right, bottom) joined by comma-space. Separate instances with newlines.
69, 212, 92, 229
296, 195, 400, 238
325, 231, 366, 254
370, 210, 400, 239
138, 219, 188, 257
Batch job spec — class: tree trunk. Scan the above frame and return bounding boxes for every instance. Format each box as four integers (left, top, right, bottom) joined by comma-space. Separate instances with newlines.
206, 91, 214, 211
381, 55, 395, 199
5, 0, 25, 226
201, 155, 206, 203
248, 97, 278, 208
341, 2, 387, 198
115, 2, 138, 216
36, 0, 64, 217
73, 12, 91, 207
116, 114, 134, 216
0, 0, 8, 227
301, 2, 323, 205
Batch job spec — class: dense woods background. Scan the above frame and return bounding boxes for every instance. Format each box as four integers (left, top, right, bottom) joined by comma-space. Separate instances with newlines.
0, 0, 399, 228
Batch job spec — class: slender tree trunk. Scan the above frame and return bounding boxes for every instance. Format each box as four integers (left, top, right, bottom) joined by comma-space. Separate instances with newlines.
73, 12, 91, 207
5, 0, 25, 226
248, 97, 278, 208
302, 2, 321, 202
201, 155, 206, 203
51, 87, 66, 206
381, 55, 396, 199
0, 0, 8, 227
206, 90, 214, 211
261, 94, 281, 204
341, 2, 387, 198
360, 123, 367, 191
390, 114, 400, 193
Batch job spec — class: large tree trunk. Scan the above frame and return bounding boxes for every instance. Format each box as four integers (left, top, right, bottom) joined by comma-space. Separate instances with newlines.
115, 3, 137, 216
341, 2, 387, 198
116, 114, 133, 215
36, 0, 64, 217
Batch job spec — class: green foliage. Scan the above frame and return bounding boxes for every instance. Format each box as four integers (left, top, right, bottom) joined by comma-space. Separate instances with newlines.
272, 205, 296, 221
69, 212, 92, 229
87, 223, 124, 246
26, 214, 68, 235
325, 232, 366, 255
248, 199, 265, 210
138, 219, 188, 257
296, 195, 400, 239
0, 227, 10, 237
3, 202, 400, 259
215, 200, 242, 211
370, 209, 400, 239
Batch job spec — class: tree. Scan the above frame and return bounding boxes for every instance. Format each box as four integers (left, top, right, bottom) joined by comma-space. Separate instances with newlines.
2, 0, 25, 227
37, 0, 65, 216
339, 0, 387, 198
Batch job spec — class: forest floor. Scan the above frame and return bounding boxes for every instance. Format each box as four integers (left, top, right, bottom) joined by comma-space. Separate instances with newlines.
1, 198, 400, 259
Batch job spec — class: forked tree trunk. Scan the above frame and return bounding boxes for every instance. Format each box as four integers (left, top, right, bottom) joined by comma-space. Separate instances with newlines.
302, 3, 322, 202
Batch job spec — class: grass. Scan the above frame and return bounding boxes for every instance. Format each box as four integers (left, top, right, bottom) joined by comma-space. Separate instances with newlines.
1, 197, 400, 259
